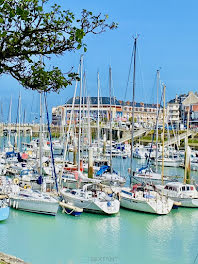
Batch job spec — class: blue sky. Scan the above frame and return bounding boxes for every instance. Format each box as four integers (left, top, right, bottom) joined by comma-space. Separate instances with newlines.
1, 0, 198, 122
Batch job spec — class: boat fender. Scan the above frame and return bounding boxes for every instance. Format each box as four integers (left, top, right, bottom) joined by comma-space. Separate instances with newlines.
9, 199, 12, 207
13, 200, 16, 208
16, 201, 18, 209
13, 178, 19, 185
107, 201, 111, 207
24, 185, 31, 189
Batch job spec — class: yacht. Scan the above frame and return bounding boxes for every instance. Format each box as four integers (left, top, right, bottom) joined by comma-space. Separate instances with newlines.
132, 167, 177, 185
9, 185, 59, 215
95, 166, 126, 187
60, 184, 120, 215
156, 182, 198, 207
120, 184, 174, 215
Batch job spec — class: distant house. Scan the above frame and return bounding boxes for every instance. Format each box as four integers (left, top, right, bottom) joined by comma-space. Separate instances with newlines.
167, 91, 198, 128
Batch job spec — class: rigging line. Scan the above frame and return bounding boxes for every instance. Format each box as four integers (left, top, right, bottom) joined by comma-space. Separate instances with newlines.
30, 93, 35, 122
44, 92, 59, 193
124, 44, 135, 102
149, 71, 158, 104
146, 89, 164, 168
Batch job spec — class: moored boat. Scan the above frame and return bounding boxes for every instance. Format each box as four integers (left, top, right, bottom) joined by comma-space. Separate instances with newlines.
156, 182, 198, 207
120, 185, 174, 215
60, 184, 120, 215
9, 186, 59, 215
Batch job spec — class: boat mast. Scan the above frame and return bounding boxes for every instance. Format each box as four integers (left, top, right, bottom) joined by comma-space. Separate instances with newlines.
184, 108, 190, 184
81, 71, 86, 156
88, 96, 91, 147
78, 55, 83, 171
130, 37, 137, 183
39, 92, 43, 176
18, 91, 21, 151
97, 71, 100, 158
8, 96, 12, 146
109, 66, 113, 173
161, 84, 166, 185
156, 69, 160, 172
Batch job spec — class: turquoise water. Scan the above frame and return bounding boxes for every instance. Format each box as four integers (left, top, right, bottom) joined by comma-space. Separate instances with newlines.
1, 157, 198, 264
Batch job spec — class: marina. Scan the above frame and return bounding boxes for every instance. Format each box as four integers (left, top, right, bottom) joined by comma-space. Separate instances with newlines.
0, 157, 198, 264
1, 0, 198, 263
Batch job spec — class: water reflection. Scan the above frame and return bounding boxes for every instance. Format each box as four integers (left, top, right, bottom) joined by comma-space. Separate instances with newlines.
146, 209, 198, 263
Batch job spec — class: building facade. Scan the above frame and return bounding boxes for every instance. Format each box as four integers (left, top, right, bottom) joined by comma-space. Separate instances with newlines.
167, 91, 198, 128
52, 97, 164, 127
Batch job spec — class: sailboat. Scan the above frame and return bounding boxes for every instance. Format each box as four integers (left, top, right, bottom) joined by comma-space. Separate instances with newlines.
120, 38, 173, 215
60, 183, 120, 215
9, 93, 59, 215
9, 185, 59, 215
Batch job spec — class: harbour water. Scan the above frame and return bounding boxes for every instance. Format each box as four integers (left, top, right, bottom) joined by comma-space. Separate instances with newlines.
1, 157, 198, 264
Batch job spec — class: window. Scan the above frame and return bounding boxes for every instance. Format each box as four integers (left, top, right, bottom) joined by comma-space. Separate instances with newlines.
182, 186, 185, 191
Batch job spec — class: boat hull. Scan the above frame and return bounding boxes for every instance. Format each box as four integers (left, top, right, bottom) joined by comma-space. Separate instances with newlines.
157, 160, 182, 167
132, 175, 171, 185
0, 206, 9, 221
121, 196, 157, 214
171, 197, 198, 208
9, 197, 59, 215
120, 190, 173, 215
61, 191, 120, 215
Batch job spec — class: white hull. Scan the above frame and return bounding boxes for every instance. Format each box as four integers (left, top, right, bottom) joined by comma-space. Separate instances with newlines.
157, 159, 182, 167
9, 196, 59, 215
120, 189, 173, 215
174, 197, 198, 207
156, 183, 198, 208
61, 191, 120, 215
132, 175, 171, 185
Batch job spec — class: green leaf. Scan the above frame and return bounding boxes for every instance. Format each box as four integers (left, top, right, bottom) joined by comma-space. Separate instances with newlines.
37, 6, 43, 12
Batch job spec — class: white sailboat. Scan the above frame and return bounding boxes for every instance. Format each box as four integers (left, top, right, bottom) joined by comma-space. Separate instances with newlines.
132, 167, 173, 185
9, 93, 59, 215
9, 185, 59, 215
120, 39, 173, 215
120, 186, 173, 214
60, 184, 120, 215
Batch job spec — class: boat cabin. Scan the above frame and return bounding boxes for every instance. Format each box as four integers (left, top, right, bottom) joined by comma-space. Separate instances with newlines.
164, 182, 195, 193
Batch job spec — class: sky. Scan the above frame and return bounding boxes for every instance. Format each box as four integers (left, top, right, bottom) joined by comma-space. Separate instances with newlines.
1, 0, 198, 122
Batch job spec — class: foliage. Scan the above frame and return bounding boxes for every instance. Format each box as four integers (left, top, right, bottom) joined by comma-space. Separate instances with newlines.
0, 0, 117, 92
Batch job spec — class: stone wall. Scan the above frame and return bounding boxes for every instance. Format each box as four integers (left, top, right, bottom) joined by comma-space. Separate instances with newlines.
0, 253, 28, 264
